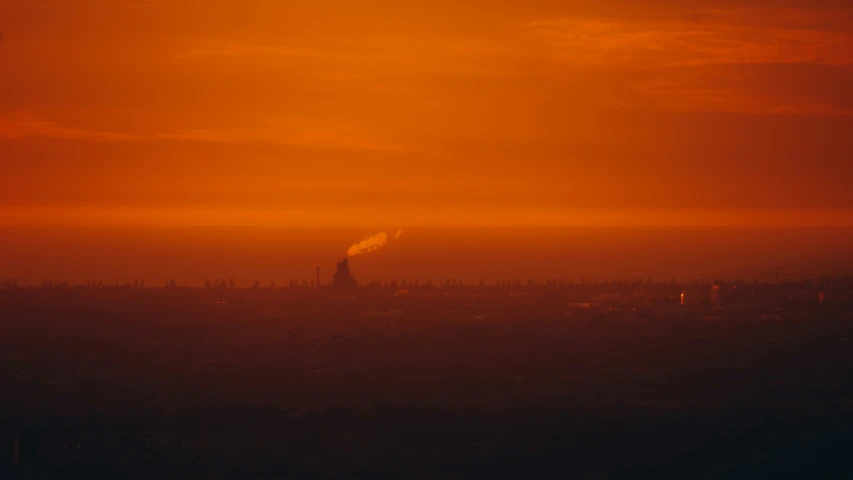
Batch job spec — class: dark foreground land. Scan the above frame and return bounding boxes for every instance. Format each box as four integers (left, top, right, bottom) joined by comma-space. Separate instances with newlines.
2, 284, 853, 478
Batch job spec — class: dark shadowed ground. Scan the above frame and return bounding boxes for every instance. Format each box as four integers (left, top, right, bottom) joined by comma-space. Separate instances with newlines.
2, 283, 852, 478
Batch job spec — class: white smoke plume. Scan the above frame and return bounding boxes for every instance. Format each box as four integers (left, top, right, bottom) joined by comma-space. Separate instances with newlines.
347, 229, 403, 257
347, 232, 389, 257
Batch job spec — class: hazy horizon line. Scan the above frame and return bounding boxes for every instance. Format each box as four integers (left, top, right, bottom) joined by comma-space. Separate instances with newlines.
3, 206, 853, 228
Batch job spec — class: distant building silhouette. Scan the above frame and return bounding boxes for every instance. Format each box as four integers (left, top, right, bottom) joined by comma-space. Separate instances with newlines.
333, 258, 357, 288
681, 285, 705, 305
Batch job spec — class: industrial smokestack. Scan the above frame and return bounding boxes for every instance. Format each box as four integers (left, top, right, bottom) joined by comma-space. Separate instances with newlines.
333, 258, 357, 288
316, 266, 320, 288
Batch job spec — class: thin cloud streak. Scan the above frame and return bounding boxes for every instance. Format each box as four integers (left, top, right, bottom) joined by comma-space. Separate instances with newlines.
0, 117, 140, 142
155, 117, 406, 152
520, 9, 853, 116
523, 13, 853, 67
0, 116, 404, 151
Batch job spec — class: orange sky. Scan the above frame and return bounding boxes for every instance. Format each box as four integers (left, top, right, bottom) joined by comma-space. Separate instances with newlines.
1, 0, 852, 227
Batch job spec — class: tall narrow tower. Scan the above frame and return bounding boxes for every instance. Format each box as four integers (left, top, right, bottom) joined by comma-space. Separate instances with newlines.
316, 266, 320, 288
333, 258, 357, 288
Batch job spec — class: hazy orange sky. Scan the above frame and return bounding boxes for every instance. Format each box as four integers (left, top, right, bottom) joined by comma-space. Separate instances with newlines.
1, 0, 852, 226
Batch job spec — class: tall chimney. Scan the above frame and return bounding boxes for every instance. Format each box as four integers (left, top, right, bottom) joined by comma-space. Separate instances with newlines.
316, 266, 320, 288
